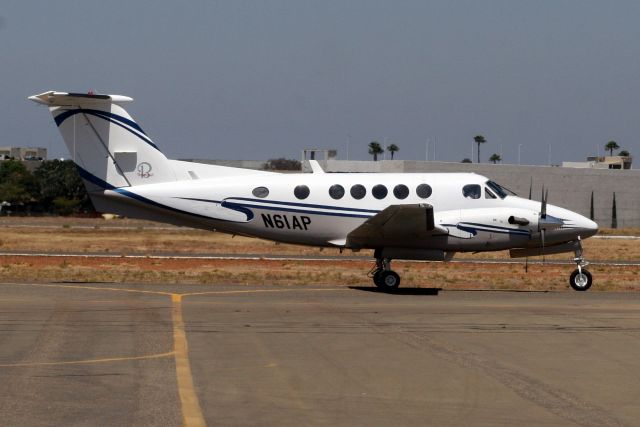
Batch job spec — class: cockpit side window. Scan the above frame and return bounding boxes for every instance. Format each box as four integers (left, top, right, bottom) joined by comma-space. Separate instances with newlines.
485, 188, 497, 199
462, 184, 481, 199
486, 180, 516, 199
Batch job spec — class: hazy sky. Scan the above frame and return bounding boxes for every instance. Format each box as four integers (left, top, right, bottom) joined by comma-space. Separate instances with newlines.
2, 1, 640, 165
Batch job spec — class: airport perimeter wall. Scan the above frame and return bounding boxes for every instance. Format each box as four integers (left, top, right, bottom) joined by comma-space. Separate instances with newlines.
304, 160, 639, 228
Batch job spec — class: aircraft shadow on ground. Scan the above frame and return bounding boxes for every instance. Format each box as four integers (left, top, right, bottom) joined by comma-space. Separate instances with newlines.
349, 286, 442, 296
349, 286, 554, 295
54, 280, 116, 284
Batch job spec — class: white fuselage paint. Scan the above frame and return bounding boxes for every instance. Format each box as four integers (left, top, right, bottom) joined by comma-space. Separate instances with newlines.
98, 170, 598, 253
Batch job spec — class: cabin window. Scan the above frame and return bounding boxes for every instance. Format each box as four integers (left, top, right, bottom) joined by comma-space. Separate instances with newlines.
329, 184, 345, 199
350, 184, 366, 200
462, 184, 481, 199
294, 185, 310, 200
252, 186, 269, 198
485, 188, 497, 199
372, 184, 388, 199
416, 183, 432, 199
393, 184, 409, 199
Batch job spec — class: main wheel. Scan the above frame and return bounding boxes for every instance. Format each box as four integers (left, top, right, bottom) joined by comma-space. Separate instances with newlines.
570, 268, 592, 291
378, 270, 401, 290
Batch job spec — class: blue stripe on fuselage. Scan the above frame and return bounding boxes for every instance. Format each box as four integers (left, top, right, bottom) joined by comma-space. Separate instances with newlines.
75, 166, 235, 222
177, 196, 378, 219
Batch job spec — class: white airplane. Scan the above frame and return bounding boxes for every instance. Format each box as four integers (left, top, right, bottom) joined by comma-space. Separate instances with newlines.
30, 91, 598, 291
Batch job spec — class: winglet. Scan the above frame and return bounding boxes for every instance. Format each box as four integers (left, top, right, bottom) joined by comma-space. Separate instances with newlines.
309, 160, 325, 174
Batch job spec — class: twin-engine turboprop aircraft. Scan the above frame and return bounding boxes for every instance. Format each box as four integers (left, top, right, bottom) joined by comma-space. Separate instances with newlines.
30, 91, 599, 291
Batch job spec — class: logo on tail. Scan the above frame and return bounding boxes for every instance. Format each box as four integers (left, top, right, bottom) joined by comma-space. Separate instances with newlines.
137, 162, 153, 178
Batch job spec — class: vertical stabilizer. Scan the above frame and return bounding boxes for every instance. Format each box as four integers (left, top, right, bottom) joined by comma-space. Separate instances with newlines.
29, 91, 175, 189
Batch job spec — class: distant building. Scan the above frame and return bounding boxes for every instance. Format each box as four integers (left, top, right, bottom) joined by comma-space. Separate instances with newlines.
301, 148, 337, 161
562, 155, 632, 170
0, 146, 47, 161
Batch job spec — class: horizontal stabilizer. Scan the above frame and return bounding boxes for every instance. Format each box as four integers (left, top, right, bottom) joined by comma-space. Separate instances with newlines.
29, 91, 133, 106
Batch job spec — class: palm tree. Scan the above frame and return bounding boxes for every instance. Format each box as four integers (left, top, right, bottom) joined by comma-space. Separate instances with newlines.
605, 140, 620, 156
368, 141, 384, 161
489, 153, 502, 164
473, 135, 486, 163
386, 143, 399, 160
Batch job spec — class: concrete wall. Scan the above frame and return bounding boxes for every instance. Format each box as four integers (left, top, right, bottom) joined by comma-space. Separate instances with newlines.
180, 159, 267, 170
304, 160, 639, 228
0, 146, 47, 160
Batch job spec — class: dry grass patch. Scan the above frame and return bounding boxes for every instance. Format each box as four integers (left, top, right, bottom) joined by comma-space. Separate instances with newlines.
0, 255, 638, 292
1, 217, 639, 291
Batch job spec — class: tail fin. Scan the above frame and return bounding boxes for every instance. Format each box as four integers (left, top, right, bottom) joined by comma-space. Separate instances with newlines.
29, 91, 175, 189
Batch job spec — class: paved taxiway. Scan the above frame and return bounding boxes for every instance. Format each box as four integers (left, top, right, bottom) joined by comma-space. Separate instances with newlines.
0, 283, 639, 426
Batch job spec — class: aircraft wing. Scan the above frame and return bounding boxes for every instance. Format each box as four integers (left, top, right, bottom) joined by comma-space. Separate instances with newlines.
346, 204, 448, 248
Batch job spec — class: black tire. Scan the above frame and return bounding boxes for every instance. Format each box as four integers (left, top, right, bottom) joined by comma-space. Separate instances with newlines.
570, 269, 592, 291
373, 269, 383, 287
379, 270, 401, 290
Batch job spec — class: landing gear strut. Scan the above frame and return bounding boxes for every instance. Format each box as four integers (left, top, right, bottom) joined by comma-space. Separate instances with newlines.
370, 252, 401, 290
570, 237, 592, 291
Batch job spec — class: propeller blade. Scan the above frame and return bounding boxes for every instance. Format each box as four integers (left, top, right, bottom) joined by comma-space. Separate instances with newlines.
541, 228, 546, 264
540, 186, 547, 220
528, 177, 532, 200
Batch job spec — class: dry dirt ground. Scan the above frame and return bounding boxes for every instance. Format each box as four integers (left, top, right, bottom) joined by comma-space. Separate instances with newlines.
0, 217, 638, 291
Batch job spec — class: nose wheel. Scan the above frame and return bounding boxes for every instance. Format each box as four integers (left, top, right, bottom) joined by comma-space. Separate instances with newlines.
570, 268, 592, 291
570, 237, 592, 291
370, 255, 401, 290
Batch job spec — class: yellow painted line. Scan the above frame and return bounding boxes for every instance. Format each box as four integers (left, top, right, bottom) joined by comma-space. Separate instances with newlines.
0, 351, 174, 368
0, 282, 172, 296
172, 294, 206, 427
0, 282, 206, 426
181, 287, 347, 297
0, 282, 346, 426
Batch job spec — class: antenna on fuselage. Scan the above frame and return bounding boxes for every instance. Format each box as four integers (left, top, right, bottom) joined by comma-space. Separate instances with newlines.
309, 160, 325, 174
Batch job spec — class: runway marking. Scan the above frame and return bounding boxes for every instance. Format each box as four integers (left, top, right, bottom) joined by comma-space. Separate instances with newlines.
0, 283, 364, 426
0, 282, 173, 297
0, 351, 174, 367
171, 294, 206, 427
181, 288, 347, 297
0, 282, 207, 427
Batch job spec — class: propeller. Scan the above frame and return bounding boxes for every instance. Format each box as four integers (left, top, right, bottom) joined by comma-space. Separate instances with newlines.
539, 187, 547, 263
540, 187, 548, 219
537, 187, 564, 263
524, 177, 533, 272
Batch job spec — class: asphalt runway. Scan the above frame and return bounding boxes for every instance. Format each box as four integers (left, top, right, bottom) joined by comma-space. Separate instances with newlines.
0, 283, 639, 426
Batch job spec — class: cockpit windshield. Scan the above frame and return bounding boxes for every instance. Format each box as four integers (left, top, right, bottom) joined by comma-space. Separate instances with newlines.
485, 180, 517, 199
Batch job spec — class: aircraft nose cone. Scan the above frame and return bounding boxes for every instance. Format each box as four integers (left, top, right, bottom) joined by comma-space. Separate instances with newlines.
575, 215, 598, 238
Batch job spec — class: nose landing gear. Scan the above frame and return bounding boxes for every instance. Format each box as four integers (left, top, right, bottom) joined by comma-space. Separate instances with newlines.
370, 255, 401, 290
570, 237, 592, 291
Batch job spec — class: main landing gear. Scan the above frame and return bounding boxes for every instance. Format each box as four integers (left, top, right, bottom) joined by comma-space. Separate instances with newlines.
570, 237, 592, 291
370, 252, 401, 290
